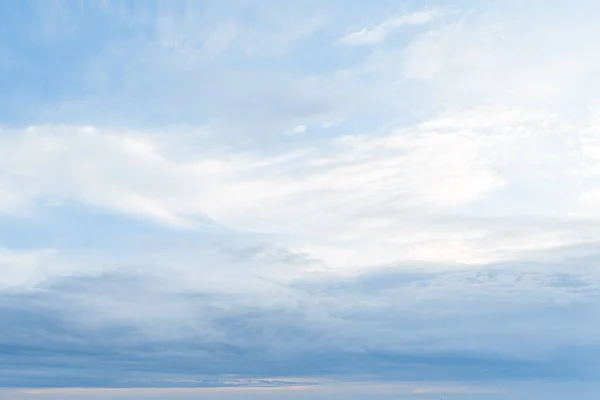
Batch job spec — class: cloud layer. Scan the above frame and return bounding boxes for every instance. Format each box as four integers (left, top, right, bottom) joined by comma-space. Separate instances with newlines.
2, 1, 600, 398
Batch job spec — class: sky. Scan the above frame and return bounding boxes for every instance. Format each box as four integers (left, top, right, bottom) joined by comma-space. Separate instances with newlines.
1, 0, 600, 399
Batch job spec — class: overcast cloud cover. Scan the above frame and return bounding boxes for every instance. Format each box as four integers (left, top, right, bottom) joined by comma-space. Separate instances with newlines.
1, 0, 600, 399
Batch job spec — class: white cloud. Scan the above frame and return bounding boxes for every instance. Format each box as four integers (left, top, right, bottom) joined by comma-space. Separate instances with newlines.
289, 124, 308, 135
0, 248, 70, 290
402, 5, 600, 109
1, 1, 600, 288
2, 103, 600, 273
338, 10, 440, 46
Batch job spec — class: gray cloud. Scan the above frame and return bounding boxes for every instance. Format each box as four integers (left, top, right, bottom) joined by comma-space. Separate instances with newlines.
1, 244, 599, 387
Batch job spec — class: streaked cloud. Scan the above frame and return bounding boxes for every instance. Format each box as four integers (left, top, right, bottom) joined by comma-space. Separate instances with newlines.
1, 1, 600, 398
337, 10, 440, 46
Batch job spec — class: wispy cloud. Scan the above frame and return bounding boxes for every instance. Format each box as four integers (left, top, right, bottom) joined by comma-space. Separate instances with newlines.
337, 10, 440, 46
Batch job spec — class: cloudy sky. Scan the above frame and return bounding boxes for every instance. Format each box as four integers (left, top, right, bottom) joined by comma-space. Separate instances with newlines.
1, 0, 600, 399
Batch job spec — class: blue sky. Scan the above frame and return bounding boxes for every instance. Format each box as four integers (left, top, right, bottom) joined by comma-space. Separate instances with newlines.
1, 0, 600, 399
